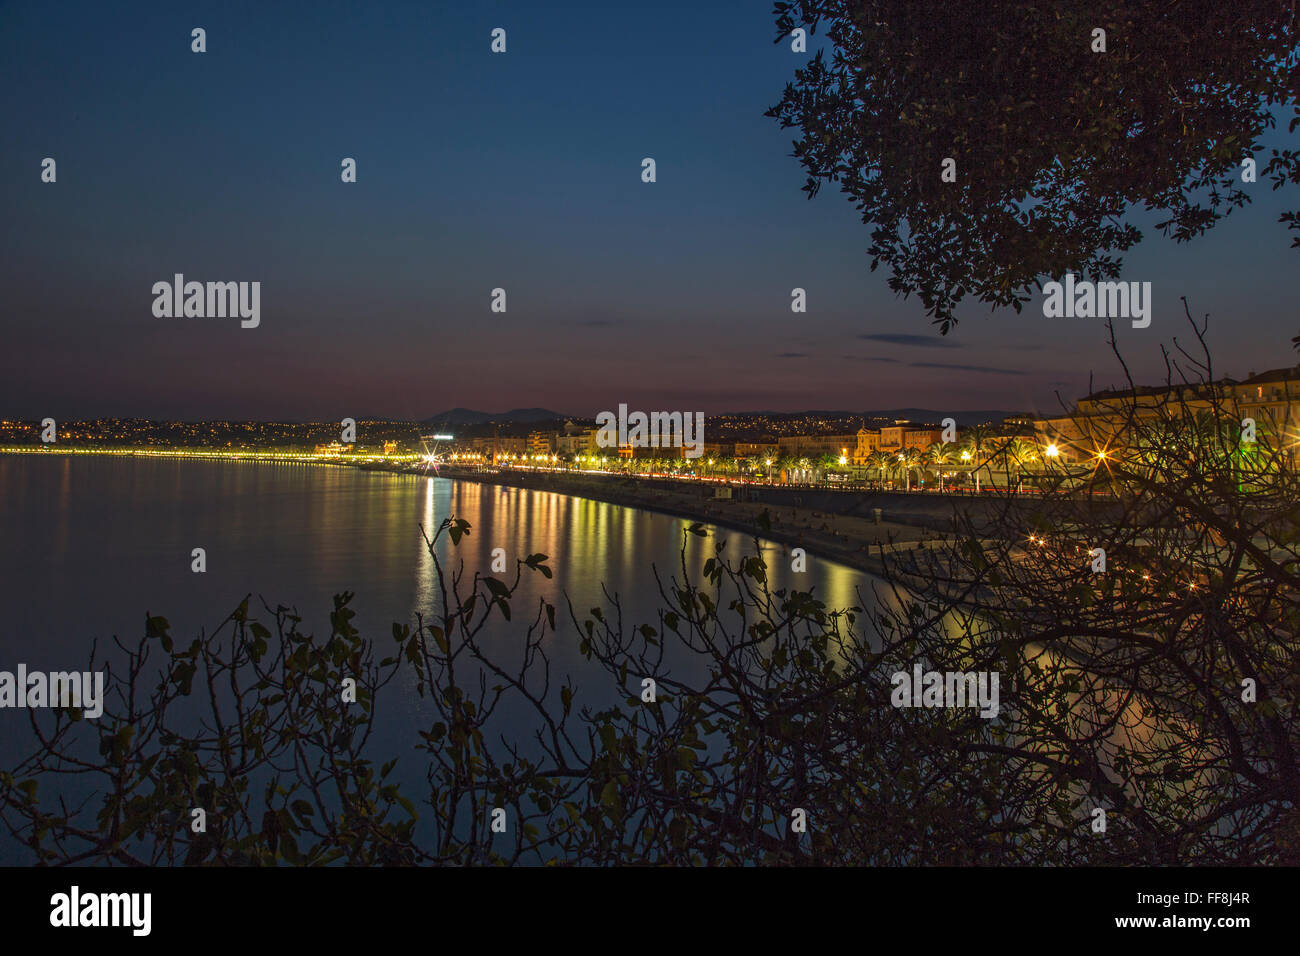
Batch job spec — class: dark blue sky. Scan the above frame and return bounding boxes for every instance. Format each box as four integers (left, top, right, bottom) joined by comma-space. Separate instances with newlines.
2, 0, 1297, 420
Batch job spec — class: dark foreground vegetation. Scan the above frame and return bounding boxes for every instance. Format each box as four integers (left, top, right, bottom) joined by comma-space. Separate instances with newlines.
3, 319, 1298, 865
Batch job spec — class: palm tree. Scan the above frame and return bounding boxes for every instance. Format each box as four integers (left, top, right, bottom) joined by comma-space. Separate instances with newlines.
962, 424, 994, 493
1003, 436, 1039, 493
769, 455, 790, 484
926, 442, 954, 491
867, 450, 891, 487
897, 447, 923, 491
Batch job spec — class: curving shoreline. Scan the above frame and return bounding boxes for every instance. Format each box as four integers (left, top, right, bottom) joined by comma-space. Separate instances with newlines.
1, 448, 975, 576
432, 466, 972, 577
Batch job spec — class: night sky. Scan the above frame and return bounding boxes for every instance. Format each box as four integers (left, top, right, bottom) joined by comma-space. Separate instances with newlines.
2, 0, 1296, 421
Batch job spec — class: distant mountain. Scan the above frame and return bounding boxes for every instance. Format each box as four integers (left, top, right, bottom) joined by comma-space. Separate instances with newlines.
861, 408, 1018, 425
721, 409, 1019, 424
422, 408, 567, 426
422, 407, 1017, 427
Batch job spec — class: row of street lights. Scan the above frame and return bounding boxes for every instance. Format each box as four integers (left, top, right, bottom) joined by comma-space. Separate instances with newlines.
439, 440, 1096, 488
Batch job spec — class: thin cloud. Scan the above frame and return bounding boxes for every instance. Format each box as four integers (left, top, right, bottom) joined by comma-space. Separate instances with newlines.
858, 333, 958, 348
776, 352, 808, 358
846, 356, 899, 363
910, 362, 1025, 376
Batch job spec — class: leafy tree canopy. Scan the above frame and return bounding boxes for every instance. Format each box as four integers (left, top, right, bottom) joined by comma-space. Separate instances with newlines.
767, 1, 1300, 332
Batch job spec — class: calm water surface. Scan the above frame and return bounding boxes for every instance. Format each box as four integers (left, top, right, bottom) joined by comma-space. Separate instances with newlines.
0, 457, 874, 810
0, 455, 870, 663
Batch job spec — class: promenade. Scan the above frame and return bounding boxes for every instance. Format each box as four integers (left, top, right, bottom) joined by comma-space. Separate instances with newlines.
435, 465, 1013, 576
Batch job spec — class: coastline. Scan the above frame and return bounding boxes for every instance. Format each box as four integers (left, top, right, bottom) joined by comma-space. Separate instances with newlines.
1, 447, 972, 577
432, 465, 968, 577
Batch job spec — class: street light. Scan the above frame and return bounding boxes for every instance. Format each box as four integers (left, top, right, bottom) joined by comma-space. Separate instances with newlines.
1045, 443, 1059, 458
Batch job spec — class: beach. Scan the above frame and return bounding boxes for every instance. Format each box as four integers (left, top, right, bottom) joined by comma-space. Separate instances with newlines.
433, 466, 986, 576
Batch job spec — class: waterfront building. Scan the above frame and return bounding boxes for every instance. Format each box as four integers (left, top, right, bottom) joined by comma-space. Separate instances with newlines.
1033, 366, 1300, 465
903, 428, 943, 452
734, 442, 780, 459
528, 431, 558, 455
777, 434, 859, 459
879, 422, 943, 454
853, 428, 880, 464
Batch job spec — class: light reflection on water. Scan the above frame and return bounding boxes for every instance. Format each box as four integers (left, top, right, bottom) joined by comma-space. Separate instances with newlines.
0, 455, 1181, 859
0, 454, 872, 761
